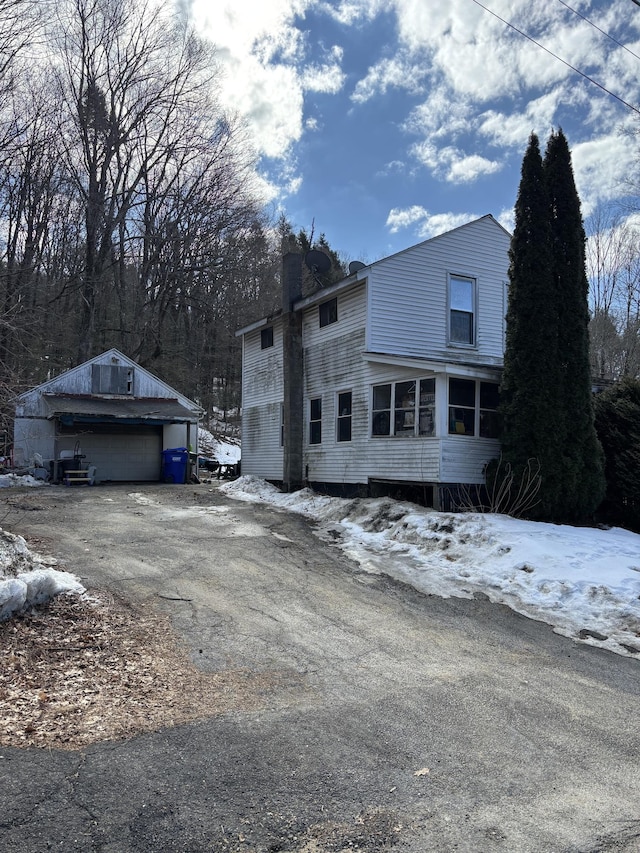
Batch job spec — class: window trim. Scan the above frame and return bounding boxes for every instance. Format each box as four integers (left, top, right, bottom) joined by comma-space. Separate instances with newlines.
448, 273, 476, 347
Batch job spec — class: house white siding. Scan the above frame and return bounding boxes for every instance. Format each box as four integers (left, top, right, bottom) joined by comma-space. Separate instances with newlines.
240, 321, 284, 480
303, 283, 367, 484
367, 216, 509, 366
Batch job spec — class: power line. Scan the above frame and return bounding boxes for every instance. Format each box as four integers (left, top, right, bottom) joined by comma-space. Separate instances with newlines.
557, 0, 640, 64
468, 0, 640, 117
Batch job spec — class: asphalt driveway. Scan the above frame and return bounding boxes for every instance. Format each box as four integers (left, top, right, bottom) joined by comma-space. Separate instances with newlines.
2, 483, 640, 853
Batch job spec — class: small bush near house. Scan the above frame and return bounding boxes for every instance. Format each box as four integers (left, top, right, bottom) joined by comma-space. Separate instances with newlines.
594, 379, 640, 532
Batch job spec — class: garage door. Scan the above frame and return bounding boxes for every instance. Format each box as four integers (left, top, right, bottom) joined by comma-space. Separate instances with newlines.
78, 428, 162, 482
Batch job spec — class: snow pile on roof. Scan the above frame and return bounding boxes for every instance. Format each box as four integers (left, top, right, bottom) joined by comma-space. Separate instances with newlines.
0, 528, 85, 620
221, 476, 640, 658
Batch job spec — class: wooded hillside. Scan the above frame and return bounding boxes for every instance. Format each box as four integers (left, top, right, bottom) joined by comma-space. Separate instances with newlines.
0, 0, 286, 435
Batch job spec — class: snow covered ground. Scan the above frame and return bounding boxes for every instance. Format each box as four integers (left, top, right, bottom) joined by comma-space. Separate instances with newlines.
221, 476, 640, 660
198, 429, 241, 465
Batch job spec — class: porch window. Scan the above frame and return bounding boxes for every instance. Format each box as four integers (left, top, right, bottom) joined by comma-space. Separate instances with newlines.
479, 382, 500, 438
309, 397, 322, 444
418, 378, 435, 436
261, 326, 274, 349
372, 384, 392, 436
319, 297, 338, 328
394, 381, 415, 436
337, 391, 352, 442
449, 275, 475, 345
448, 378, 500, 437
372, 378, 435, 437
448, 378, 475, 435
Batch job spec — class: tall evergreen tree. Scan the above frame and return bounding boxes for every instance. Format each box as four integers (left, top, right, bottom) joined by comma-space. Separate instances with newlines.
500, 132, 565, 519
500, 130, 605, 522
543, 129, 605, 519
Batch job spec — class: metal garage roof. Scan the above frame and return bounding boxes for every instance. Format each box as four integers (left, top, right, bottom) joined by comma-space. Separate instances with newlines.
42, 394, 200, 423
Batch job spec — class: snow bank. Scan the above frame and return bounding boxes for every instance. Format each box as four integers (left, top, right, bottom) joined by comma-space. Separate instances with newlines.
0, 473, 46, 488
0, 528, 85, 620
220, 476, 640, 658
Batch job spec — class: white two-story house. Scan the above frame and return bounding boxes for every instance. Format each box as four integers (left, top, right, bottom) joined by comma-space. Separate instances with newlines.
236, 215, 510, 509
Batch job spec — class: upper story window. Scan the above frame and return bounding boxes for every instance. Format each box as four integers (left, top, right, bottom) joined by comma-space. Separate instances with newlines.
372, 378, 435, 437
449, 275, 476, 346
337, 391, 352, 442
319, 297, 338, 328
261, 326, 274, 349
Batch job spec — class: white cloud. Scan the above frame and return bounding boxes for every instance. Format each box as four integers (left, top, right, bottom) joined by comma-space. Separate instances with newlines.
478, 89, 567, 149
386, 205, 429, 233
497, 206, 515, 235
188, 0, 320, 160
572, 131, 638, 216
402, 88, 474, 141
317, 0, 388, 26
302, 46, 346, 93
386, 206, 479, 239
410, 142, 501, 184
351, 53, 426, 104
448, 154, 502, 183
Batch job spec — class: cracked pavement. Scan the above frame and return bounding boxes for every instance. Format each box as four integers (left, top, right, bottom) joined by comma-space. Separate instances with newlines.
2, 482, 640, 852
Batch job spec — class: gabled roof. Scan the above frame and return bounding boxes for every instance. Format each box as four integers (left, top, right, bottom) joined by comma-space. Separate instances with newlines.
19, 348, 202, 412
236, 214, 511, 333
295, 214, 510, 309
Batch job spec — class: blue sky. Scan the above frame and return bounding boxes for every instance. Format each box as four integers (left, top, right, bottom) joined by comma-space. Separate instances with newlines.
185, 0, 640, 264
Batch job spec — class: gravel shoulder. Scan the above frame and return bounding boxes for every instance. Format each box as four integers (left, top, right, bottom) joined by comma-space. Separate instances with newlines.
1, 483, 639, 853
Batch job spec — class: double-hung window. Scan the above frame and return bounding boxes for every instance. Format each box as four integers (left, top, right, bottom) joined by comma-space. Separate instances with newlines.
337, 391, 352, 442
449, 275, 475, 345
309, 397, 322, 444
372, 379, 435, 437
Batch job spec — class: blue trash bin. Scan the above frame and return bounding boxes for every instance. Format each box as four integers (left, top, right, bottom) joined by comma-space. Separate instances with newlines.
161, 447, 189, 483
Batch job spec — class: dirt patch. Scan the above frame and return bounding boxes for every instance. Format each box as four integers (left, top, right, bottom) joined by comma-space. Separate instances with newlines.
0, 591, 299, 751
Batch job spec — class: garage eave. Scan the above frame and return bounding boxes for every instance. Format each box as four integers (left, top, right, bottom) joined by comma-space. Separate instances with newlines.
42, 393, 202, 424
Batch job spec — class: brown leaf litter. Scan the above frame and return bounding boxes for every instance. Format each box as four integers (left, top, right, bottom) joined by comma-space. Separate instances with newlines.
1, 589, 296, 751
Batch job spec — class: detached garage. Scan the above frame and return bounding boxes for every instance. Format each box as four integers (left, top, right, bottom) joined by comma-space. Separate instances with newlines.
14, 349, 203, 483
